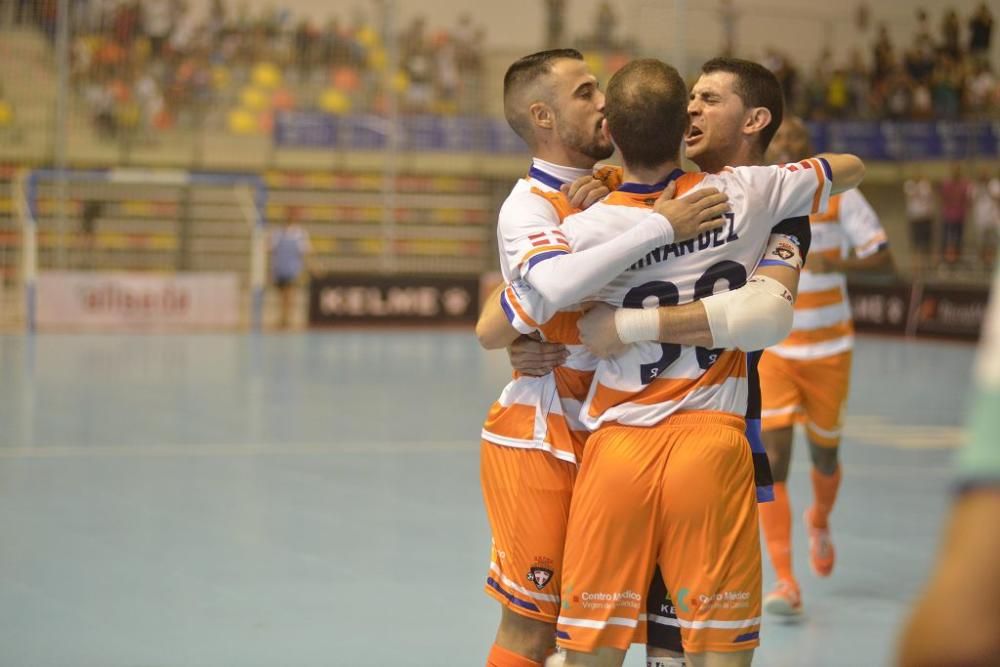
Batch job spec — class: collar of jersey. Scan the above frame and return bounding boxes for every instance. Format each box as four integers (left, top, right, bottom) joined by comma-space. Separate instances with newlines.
527, 165, 572, 191
616, 168, 685, 194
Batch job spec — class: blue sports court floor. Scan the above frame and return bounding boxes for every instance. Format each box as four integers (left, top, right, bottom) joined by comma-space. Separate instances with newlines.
0, 331, 972, 666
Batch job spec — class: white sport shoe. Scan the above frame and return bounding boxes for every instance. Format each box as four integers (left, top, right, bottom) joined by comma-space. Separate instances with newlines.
763, 579, 803, 618
544, 650, 567, 667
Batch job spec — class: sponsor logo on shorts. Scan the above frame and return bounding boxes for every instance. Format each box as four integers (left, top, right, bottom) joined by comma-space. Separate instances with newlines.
694, 590, 752, 611
675, 587, 691, 613
561, 583, 574, 610
573, 589, 642, 611
672, 587, 750, 613
527, 567, 553, 590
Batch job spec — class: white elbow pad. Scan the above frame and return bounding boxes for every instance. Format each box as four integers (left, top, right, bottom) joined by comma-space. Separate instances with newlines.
702, 275, 795, 351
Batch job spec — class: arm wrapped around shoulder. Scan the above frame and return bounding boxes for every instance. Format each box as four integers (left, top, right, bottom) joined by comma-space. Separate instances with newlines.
702, 275, 795, 351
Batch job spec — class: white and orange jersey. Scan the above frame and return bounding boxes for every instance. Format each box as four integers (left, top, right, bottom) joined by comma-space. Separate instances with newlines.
482, 161, 622, 464
770, 188, 888, 361
560, 160, 833, 430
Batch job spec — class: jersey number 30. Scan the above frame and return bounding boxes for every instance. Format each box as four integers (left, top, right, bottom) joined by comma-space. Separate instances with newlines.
622, 260, 747, 384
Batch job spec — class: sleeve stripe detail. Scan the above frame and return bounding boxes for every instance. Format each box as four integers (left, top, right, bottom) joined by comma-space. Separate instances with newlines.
521, 245, 570, 264
526, 249, 569, 269
528, 231, 568, 246
499, 290, 517, 325
857, 235, 889, 253
818, 156, 833, 181
808, 158, 827, 214
759, 259, 798, 269
505, 286, 540, 329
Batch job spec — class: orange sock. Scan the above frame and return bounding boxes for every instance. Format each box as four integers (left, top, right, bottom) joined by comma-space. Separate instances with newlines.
759, 482, 795, 583
487, 643, 544, 667
810, 465, 842, 529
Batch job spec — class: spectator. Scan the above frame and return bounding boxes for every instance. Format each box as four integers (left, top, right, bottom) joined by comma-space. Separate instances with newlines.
904, 168, 936, 274
970, 166, 1000, 270
591, 1, 618, 50
884, 66, 913, 120
825, 68, 849, 118
845, 50, 869, 117
939, 162, 972, 267
966, 60, 997, 118
904, 33, 936, 84
720, 0, 738, 57
872, 23, 894, 85
269, 209, 313, 330
142, 0, 173, 61
765, 49, 799, 112
544, 0, 565, 49
915, 8, 934, 47
969, 2, 993, 58
434, 35, 460, 108
931, 55, 963, 119
79, 199, 101, 268
941, 9, 962, 59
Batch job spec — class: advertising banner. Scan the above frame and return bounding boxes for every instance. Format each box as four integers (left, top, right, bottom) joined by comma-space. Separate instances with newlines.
309, 274, 480, 325
37, 271, 241, 330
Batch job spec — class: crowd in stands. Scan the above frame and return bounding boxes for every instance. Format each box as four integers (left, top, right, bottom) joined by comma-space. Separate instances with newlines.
767, 3, 996, 121
5, 0, 486, 137
2, 1, 997, 137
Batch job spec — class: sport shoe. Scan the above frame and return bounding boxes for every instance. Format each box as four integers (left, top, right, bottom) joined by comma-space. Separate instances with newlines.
763, 579, 802, 617
805, 508, 835, 577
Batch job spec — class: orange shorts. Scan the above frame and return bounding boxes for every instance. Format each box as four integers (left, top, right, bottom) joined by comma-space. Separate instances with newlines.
556, 413, 762, 655
759, 350, 853, 447
480, 441, 577, 623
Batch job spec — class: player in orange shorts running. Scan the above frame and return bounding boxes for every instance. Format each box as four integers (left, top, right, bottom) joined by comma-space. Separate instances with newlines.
756, 117, 893, 618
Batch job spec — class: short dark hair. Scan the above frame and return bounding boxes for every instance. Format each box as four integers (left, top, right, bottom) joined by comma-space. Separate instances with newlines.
605, 59, 688, 170
701, 57, 784, 151
503, 49, 584, 142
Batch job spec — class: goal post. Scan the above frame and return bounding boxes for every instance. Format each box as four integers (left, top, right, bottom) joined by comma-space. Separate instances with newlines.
14, 168, 267, 332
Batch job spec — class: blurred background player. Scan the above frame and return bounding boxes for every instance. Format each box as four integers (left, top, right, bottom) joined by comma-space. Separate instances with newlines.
268, 207, 313, 330
896, 262, 1000, 667
756, 115, 893, 617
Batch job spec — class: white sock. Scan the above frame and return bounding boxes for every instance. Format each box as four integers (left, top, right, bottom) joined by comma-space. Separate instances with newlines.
648, 657, 686, 667
544, 651, 567, 667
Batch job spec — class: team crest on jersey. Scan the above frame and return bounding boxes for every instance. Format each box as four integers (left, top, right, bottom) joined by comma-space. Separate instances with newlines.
527, 566, 553, 590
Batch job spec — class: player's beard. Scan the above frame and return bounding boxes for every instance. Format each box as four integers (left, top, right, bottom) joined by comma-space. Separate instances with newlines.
558, 117, 614, 162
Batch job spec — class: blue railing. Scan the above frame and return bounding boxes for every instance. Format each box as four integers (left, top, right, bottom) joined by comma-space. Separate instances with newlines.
275, 112, 1000, 160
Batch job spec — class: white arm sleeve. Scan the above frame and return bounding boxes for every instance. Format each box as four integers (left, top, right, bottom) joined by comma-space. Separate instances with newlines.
702, 275, 795, 352
523, 211, 675, 312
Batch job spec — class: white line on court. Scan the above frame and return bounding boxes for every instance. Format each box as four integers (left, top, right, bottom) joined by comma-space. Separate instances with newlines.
0, 441, 473, 459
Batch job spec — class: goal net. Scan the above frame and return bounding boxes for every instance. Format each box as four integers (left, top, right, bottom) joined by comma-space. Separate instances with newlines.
13, 168, 267, 332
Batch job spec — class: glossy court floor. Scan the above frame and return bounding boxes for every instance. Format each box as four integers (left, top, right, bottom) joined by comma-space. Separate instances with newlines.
0, 331, 973, 667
